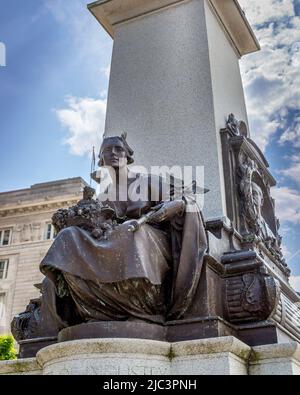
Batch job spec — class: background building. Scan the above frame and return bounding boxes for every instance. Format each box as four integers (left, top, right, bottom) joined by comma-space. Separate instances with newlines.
0, 177, 87, 334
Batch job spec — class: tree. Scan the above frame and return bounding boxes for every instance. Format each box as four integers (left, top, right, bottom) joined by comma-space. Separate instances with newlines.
0, 335, 17, 361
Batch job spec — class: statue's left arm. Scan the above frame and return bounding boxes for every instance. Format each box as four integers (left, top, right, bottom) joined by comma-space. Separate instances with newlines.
148, 199, 185, 223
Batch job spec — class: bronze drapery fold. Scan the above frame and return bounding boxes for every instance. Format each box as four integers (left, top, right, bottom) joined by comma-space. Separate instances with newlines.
168, 197, 208, 320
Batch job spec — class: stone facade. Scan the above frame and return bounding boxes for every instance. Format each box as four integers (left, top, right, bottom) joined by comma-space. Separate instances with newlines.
0, 178, 87, 335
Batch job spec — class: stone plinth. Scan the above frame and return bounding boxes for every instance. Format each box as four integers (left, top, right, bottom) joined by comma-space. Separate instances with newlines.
35, 337, 251, 376
1, 337, 300, 375
0, 358, 42, 375
36, 338, 171, 375
249, 343, 300, 376
171, 337, 251, 375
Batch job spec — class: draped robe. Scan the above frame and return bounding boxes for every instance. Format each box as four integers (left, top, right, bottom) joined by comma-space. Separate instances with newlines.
40, 174, 207, 327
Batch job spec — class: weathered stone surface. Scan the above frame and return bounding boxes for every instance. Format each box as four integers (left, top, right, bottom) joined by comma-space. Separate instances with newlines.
250, 342, 300, 375
1, 337, 300, 375
36, 338, 171, 376
0, 358, 42, 375
36, 337, 251, 375
171, 336, 251, 375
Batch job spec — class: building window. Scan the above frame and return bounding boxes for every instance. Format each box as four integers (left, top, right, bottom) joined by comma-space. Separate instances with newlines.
0, 294, 5, 320
0, 229, 11, 246
44, 223, 56, 240
0, 259, 9, 280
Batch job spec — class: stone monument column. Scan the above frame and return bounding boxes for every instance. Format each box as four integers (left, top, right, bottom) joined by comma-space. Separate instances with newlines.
88, 0, 260, 220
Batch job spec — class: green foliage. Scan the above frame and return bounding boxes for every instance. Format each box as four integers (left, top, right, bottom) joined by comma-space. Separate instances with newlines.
0, 335, 17, 361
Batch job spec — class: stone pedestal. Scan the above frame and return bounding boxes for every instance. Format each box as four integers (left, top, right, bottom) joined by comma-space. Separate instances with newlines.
171, 337, 251, 375
0, 358, 42, 375
37, 338, 171, 375
1, 337, 300, 375
249, 343, 300, 376
88, 0, 260, 219
36, 337, 251, 375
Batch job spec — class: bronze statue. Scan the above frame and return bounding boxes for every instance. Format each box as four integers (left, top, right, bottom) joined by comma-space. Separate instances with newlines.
38, 134, 207, 330
12, 120, 300, 357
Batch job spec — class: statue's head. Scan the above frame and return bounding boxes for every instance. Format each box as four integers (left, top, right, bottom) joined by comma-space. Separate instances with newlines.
98, 133, 134, 169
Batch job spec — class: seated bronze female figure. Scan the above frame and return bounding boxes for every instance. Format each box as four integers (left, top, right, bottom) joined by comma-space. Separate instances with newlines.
39, 134, 207, 331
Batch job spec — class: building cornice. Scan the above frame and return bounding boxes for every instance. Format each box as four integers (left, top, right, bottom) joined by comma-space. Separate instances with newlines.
0, 239, 53, 252
0, 197, 79, 218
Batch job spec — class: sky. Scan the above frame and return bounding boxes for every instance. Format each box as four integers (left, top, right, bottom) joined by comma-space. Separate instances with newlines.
0, 0, 299, 289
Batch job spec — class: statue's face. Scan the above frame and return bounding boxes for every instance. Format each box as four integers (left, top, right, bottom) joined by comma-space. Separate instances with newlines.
100, 139, 127, 169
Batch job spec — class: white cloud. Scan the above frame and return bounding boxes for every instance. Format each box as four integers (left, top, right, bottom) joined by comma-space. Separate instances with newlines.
285, 154, 300, 162
45, 1, 112, 158
239, 0, 295, 25
239, 0, 300, 151
281, 244, 291, 259
290, 276, 300, 292
280, 123, 300, 148
279, 161, 300, 185
56, 96, 106, 156
100, 89, 108, 98
101, 65, 111, 79
44, 0, 112, 80
272, 186, 300, 225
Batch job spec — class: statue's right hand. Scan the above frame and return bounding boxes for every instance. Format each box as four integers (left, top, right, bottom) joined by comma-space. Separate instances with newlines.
123, 220, 140, 233
90, 171, 101, 183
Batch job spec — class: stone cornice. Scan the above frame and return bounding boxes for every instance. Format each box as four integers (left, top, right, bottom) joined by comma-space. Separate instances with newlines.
208, 0, 260, 57
88, 0, 186, 37
0, 198, 79, 218
88, 0, 260, 56
0, 239, 52, 251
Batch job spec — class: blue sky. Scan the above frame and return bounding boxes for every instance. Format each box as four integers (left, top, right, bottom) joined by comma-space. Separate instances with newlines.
0, 0, 299, 287
0, 0, 112, 189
